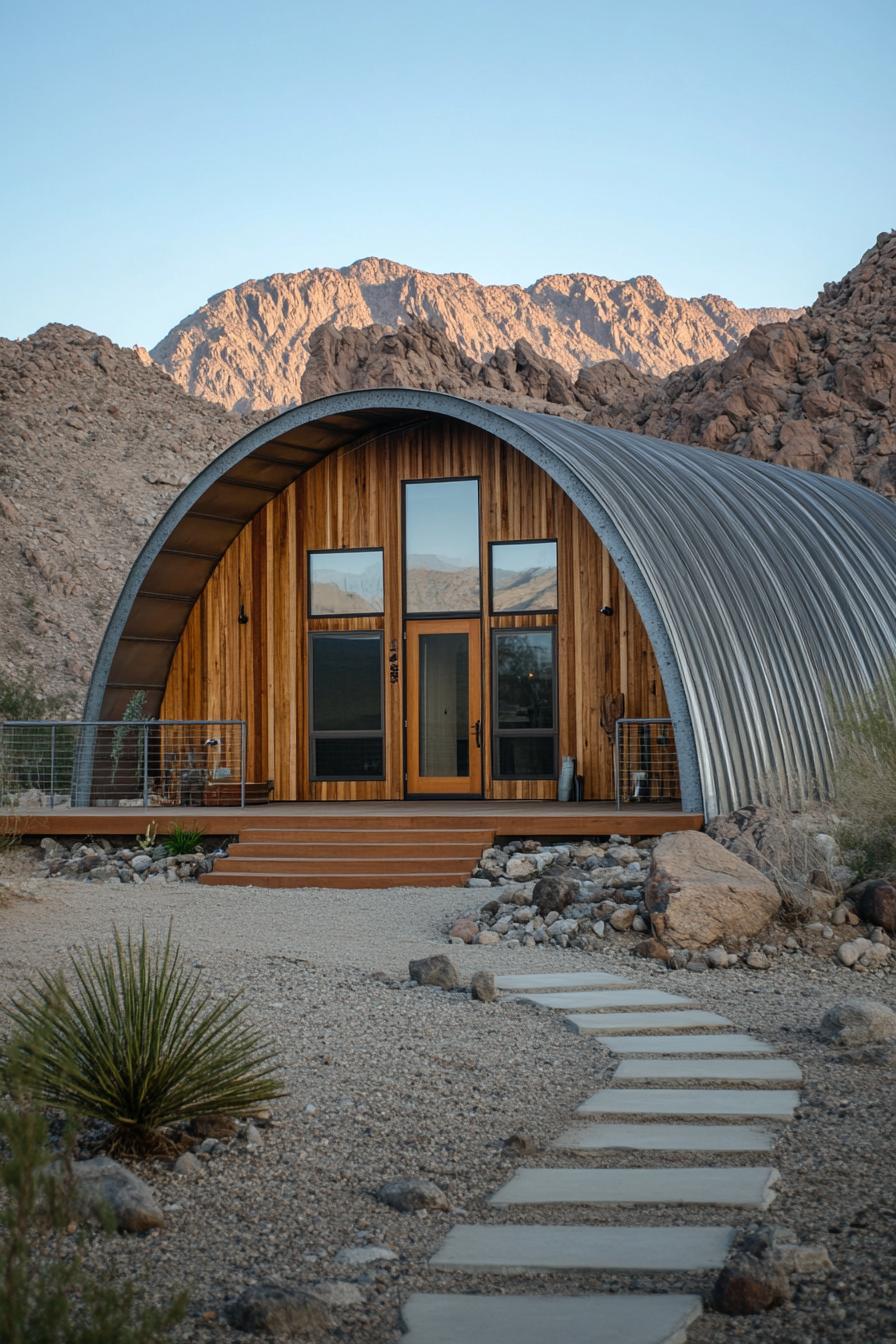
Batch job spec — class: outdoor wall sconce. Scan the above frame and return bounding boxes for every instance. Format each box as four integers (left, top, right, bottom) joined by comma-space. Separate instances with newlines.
238, 604, 249, 625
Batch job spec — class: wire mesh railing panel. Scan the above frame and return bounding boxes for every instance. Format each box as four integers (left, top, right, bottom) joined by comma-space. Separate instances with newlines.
614, 718, 680, 807
0, 720, 247, 809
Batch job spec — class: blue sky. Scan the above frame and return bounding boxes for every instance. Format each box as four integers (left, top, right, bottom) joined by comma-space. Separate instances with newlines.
2, 0, 893, 347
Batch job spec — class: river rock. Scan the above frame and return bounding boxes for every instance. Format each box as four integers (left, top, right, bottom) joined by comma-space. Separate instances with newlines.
532, 875, 572, 916
448, 917, 479, 943
224, 1284, 331, 1337
70, 1155, 164, 1233
408, 955, 458, 990
645, 831, 781, 949
375, 1177, 449, 1212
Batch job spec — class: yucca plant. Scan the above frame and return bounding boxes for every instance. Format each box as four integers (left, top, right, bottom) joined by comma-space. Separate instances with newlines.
6, 925, 284, 1157
163, 823, 205, 856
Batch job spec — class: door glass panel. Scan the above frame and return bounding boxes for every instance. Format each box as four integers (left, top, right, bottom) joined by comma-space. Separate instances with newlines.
309, 550, 384, 615
405, 480, 480, 613
418, 632, 469, 777
491, 540, 558, 612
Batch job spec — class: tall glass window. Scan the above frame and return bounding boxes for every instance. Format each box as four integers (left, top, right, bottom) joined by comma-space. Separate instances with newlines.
490, 540, 558, 613
404, 479, 480, 614
309, 633, 384, 779
492, 629, 557, 779
308, 549, 384, 616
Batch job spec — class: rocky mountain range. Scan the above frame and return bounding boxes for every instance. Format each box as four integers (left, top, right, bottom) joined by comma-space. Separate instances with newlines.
151, 257, 798, 412
0, 233, 892, 709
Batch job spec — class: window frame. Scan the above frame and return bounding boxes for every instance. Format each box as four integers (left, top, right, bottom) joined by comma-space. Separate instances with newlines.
402, 476, 483, 619
308, 630, 386, 781
307, 546, 385, 618
488, 537, 559, 615
490, 626, 559, 781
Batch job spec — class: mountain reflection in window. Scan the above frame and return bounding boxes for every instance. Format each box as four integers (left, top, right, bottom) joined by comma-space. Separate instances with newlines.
491, 541, 558, 612
405, 480, 480, 614
309, 550, 384, 616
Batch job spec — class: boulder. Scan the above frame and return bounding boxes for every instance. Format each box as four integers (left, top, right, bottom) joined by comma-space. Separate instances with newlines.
820, 998, 896, 1046
711, 1254, 790, 1314
532, 875, 572, 916
224, 1284, 331, 1337
69, 1155, 164, 1233
645, 831, 781, 950
856, 880, 896, 934
408, 955, 458, 990
470, 970, 497, 1003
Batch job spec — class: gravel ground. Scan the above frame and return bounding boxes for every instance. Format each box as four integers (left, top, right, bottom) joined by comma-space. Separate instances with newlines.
1, 849, 895, 1344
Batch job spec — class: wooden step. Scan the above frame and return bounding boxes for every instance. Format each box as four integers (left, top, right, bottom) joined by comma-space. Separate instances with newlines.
199, 870, 470, 889
229, 840, 486, 858
235, 814, 498, 832
237, 826, 494, 843
215, 855, 475, 875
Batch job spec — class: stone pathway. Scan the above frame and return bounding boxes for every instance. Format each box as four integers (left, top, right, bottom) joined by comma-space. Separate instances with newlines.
401, 966, 803, 1343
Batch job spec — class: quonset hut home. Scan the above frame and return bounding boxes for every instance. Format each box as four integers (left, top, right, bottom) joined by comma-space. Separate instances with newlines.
78, 390, 896, 884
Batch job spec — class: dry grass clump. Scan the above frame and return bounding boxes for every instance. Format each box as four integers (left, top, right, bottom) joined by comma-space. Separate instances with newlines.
833, 664, 896, 879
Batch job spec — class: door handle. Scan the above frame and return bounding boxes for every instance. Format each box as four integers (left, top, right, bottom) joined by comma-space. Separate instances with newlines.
472, 719, 482, 748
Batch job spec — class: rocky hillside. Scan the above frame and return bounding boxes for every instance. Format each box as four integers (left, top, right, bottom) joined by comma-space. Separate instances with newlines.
0, 326, 262, 706
152, 257, 797, 412
302, 231, 896, 497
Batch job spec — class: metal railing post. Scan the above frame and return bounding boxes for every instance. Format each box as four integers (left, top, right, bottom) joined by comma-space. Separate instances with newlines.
240, 721, 247, 808
142, 722, 150, 807
614, 720, 621, 809
49, 724, 56, 810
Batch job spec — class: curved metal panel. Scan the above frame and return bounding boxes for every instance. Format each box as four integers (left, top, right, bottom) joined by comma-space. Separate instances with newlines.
82, 388, 896, 818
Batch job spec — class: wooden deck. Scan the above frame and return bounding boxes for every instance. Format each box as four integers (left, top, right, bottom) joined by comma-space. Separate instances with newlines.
7, 800, 702, 838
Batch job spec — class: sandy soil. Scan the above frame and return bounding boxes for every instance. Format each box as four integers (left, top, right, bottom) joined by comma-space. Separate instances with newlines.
1, 850, 894, 1344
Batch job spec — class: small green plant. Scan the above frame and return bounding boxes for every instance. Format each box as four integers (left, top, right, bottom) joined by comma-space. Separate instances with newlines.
0, 1033, 186, 1343
7, 924, 284, 1157
0, 673, 68, 722
109, 690, 147, 787
833, 663, 896, 878
163, 823, 205, 856
136, 821, 158, 851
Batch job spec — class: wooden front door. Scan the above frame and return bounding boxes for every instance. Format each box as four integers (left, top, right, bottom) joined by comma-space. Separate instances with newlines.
405, 619, 483, 796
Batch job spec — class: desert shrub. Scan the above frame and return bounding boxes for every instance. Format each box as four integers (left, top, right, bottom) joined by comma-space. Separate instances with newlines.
0, 1037, 185, 1343
163, 823, 205, 856
7, 925, 284, 1157
833, 663, 896, 878
0, 673, 68, 722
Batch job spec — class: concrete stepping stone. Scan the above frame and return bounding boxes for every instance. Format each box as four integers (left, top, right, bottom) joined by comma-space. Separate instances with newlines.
553, 1121, 777, 1152
577, 1088, 799, 1119
597, 1033, 774, 1054
567, 1009, 732, 1035
490, 1166, 780, 1209
430, 1222, 736, 1273
615, 1057, 802, 1083
401, 1291, 703, 1344
494, 971, 634, 991
515, 988, 698, 1010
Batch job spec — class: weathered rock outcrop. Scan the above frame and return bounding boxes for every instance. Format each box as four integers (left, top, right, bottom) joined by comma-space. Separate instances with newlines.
645, 831, 781, 949
151, 256, 797, 412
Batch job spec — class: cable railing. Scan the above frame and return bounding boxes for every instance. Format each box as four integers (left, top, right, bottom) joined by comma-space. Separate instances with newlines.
614, 717, 680, 807
0, 720, 247, 809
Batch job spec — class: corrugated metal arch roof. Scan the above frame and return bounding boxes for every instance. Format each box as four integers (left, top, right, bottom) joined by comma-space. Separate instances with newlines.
83, 388, 896, 818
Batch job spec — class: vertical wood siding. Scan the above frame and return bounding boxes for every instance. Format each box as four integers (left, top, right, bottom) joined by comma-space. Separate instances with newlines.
160, 419, 669, 800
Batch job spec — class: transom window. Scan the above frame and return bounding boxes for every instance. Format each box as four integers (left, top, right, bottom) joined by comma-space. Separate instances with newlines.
308, 549, 384, 616
404, 479, 480, 615
309, 632, 384, 779
492, 629, 557, 779
490, 540, 558, 613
